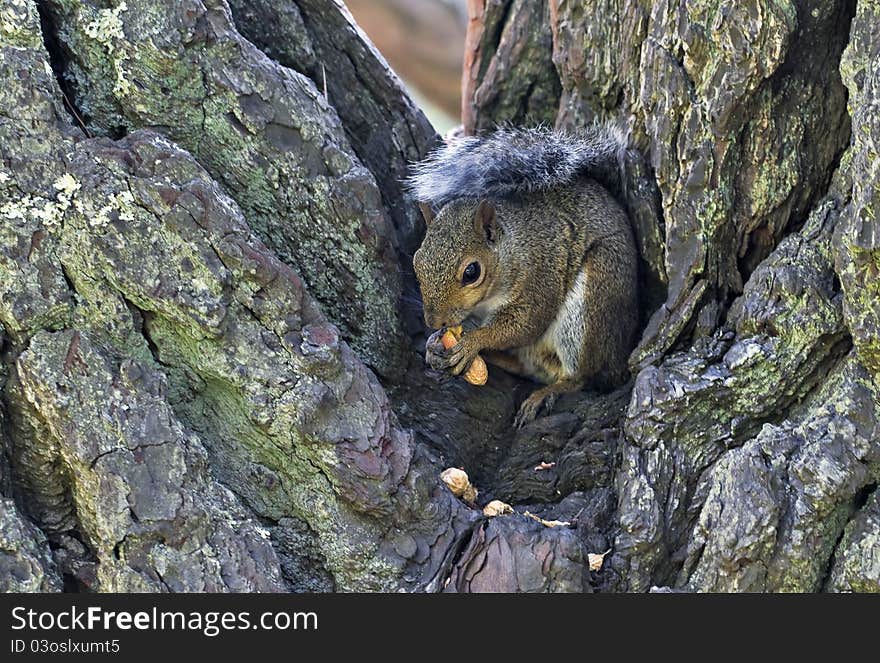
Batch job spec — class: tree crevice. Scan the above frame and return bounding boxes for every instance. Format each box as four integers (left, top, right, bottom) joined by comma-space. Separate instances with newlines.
35, 0, 91, 137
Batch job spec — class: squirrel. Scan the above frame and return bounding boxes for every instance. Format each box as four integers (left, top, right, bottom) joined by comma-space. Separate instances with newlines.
407, 125, 639, 427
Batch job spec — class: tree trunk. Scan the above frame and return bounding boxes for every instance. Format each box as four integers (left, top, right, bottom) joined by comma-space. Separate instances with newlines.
1, 0, 878, 593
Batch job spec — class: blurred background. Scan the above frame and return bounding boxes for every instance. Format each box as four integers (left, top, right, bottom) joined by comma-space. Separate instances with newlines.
345, 0, 466, 133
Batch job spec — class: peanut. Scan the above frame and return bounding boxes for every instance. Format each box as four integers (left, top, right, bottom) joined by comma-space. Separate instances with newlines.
440, 326, 488, 386
440, 467, 478, 504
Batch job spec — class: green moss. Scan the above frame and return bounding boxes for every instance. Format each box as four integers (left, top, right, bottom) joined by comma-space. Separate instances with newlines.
0, 0, 43, 49
144, 315, 401, 590
47, 0, 406, 376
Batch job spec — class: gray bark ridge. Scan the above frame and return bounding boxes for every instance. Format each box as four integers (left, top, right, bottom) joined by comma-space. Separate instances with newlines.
0, 498, 62, 592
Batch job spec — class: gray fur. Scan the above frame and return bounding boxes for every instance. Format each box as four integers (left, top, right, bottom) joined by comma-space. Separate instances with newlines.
407, 124, 628, 208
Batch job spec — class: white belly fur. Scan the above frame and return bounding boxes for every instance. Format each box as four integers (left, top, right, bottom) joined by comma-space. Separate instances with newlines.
513, 269, 587, 383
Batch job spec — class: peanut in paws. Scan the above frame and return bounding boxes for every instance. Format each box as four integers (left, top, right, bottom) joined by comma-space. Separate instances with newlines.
440, 326, 488, 386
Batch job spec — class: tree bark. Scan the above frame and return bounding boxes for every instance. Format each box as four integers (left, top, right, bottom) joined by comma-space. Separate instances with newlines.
1, 0, 878, 593
1, 0, 471, 593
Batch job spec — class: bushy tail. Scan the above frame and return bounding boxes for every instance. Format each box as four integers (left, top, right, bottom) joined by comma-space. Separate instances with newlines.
407, 123, 629, 208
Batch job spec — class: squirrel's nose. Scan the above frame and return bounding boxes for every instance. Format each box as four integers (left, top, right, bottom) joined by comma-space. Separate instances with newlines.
424, 308, 443, 329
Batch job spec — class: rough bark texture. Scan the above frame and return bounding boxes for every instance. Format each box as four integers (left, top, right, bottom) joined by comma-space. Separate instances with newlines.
226, 0, 440, 334
1, 0, 474, 593
1, 0, 878, 594
462, 0, 560, 133
0, 498, 62, 592
40, 0, 410, 377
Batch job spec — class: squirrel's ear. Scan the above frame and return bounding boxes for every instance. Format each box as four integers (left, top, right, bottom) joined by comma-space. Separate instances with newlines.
475, 200, 498, 243
418, 202, 436, 225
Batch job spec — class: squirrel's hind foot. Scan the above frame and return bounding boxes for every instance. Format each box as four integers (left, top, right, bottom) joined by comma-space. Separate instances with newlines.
513, 389, 559, 428
513, 378, 585, 428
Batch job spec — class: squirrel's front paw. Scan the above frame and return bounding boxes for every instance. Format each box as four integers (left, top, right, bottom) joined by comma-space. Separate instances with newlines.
441, 342, 479, 376
425, 330, 480, 376
425, 329, 449, 371
447, 344, 480, 376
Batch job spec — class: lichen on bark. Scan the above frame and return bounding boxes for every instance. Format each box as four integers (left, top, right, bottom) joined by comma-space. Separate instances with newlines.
40, 0, 408, 377
1, 1, 474, 593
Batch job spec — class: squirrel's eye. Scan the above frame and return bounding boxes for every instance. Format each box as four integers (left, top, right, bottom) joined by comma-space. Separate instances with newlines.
462, 262, 481, 286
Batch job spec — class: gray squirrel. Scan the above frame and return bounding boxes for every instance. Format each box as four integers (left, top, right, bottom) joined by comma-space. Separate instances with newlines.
408, 125, 639, 426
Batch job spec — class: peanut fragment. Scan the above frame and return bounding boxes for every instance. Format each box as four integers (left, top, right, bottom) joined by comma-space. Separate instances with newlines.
483, 500, 514, 517
588, 550, 612, 571
523, 511, 573, 528
440, 467, 478, 505
440, 326, 488, 386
